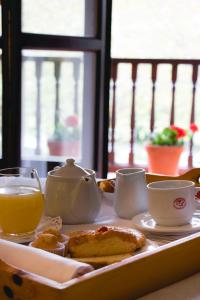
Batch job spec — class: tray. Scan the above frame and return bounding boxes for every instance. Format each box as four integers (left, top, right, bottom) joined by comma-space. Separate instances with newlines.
145, 168, 200, 186
98, 168, 200, 190
1, 232, 200, 300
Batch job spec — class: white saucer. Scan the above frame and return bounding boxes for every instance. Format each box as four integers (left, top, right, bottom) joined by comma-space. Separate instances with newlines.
132, 211, 200, 235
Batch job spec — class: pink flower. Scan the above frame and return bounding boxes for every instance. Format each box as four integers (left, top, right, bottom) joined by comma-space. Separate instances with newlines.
65, 115, 79, 127
190, 123, 198, 133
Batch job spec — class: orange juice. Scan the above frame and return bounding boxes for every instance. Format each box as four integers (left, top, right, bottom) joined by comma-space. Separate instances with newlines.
0, 185, 44, 234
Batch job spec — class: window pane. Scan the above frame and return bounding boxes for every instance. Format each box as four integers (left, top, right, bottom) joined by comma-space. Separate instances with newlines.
21, 50, 96, 175
0, 51, 2, 157
0, 5, 2, 36
112, 0, 200, 59
22, 0, 97, 37
110, 0, 200, 171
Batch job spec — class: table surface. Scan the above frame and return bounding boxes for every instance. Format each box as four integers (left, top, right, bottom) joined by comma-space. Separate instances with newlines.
138, 272, 200, 300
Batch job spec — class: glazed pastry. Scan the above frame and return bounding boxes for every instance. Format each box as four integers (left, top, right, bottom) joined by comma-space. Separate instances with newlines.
30, 233, 65, 256
68, 226, 146, 258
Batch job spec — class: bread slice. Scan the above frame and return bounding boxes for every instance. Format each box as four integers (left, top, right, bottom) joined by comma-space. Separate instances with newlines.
68, 226, 146, 258
75, 253, 133, 268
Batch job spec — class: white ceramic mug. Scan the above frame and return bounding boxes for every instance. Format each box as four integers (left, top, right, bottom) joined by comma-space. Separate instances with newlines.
147, 180, 197, 226
114, 168, 147, 219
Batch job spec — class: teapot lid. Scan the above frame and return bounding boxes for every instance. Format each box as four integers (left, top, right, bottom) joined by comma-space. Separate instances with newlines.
53, 158, 90, 178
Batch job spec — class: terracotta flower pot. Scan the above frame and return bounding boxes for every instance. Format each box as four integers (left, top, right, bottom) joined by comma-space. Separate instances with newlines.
146, 144, 184, 176
48, 140, 80, 157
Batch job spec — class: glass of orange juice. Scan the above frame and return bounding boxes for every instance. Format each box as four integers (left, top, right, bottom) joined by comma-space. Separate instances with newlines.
0, 167, 44, 239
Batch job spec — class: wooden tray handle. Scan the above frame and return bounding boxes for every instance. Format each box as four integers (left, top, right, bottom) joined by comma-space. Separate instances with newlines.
0, 259, 61, 299
146, 168, 200, 187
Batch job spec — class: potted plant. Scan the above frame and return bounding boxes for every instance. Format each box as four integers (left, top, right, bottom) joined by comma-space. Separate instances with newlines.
146, 123, 198, 175
48, 114, 80, 157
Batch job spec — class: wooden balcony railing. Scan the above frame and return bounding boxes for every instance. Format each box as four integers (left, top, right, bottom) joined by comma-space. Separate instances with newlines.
109, 58, 200, 172
22, 55, 200, 174
23, 55, 81, 156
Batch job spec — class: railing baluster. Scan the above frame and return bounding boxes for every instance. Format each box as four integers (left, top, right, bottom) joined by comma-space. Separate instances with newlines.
150, 63, 157, 132
109, 62, 117, 166
129, 63, 138, 165
35, 58, 42, 155
170, 63, 177, 125
54, 61, 61, 127
188, 64, 198, 168
72, 59, 80, 115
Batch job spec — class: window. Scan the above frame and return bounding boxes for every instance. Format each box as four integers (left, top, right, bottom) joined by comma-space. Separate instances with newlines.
0, 3, 2, 158
22, 0, 97, 37
110, 0, 200, 170
1, 0, 111, 177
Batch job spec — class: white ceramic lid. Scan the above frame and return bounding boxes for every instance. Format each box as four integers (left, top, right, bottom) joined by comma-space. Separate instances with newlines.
53, 158, 90, 178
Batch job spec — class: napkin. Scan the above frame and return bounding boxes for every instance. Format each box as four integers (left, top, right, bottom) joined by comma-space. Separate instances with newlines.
0, 239, 94, 283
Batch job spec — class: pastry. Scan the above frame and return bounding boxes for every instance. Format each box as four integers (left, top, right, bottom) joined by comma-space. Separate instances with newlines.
30, 233, 65, 256
68, 226, 146, 258
43, 227, 68, 255
98, 180, 115, 193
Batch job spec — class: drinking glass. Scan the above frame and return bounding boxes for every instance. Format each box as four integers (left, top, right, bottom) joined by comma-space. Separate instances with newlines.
0, 167, 44, 238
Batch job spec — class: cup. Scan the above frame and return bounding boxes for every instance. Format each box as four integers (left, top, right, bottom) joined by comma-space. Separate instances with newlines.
0, 167, 44, 237
114, 168, 147, 219
147, 180, 196, 226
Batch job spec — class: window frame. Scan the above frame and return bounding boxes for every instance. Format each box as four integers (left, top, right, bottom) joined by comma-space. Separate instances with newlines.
1, 0, 112, 177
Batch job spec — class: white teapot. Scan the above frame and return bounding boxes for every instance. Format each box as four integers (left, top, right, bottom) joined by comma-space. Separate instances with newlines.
45, 158, 101, 224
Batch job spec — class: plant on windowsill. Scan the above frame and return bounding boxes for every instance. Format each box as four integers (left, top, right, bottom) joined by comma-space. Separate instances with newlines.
145, 123, 198, 176
48, 114, 80, 157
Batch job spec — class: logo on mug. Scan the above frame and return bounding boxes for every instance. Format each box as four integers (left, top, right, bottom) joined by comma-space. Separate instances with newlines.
195, 191, 200, 200
173, 197, 186, 209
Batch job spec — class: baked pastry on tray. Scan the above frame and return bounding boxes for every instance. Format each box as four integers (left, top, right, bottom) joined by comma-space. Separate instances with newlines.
98, 180, 115, 193
67, 226, 146, 267
30, 233, 65, 257
42, 227, 68, 255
